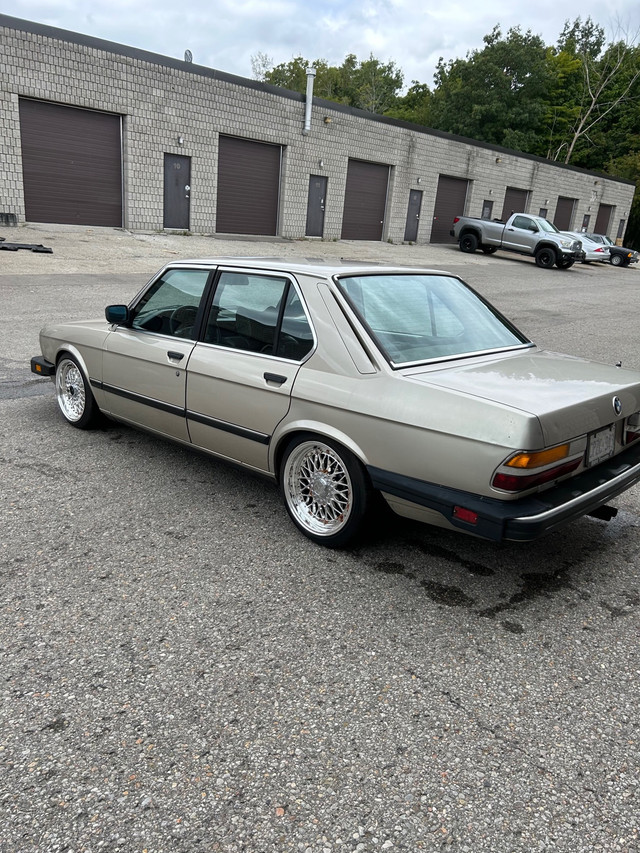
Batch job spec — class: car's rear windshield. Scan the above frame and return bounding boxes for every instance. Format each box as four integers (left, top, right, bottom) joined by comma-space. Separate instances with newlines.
336, 273, 530, 365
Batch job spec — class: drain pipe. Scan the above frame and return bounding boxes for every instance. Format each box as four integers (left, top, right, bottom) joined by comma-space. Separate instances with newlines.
302, 66, 316, 135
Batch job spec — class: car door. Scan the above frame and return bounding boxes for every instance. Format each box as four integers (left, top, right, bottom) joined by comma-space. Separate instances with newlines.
186, 268, 315, 471
501, 215, 538, 252
102, 267, 212, 440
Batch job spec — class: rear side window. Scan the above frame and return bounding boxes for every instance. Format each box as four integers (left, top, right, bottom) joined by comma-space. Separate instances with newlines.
203, 271, 314, 360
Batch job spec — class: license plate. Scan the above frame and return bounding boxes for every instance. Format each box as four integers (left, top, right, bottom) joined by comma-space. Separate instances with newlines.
587, 425, 615, 467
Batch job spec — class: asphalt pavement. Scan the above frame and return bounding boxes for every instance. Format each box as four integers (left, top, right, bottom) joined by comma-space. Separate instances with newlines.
1, 224, 639, 853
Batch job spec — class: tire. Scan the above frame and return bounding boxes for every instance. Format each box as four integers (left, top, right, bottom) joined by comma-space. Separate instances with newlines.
481, 246, 498, 254
55, 355, 100, 429
535, 247, 557, 269
459, 233, 479, 253
610, 253, 623, 266
556, 258, 575, 269
279, 435, 370, 547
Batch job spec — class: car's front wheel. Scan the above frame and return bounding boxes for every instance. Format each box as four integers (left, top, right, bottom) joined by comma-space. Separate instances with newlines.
610, 253, 623, 266
55, 355, 101, 429
279, 435, 370, 547
556, 257, 575, 269
535, 247, 557, 269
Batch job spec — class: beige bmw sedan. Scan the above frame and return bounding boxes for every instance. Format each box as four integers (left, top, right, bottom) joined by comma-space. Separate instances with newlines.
31, 258, 640, 547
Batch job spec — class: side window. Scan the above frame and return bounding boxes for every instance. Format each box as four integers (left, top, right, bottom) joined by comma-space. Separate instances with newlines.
130, 268, 210, 338
276, 288, 314, 360
204, 272, 288, 353
512, 215, 533, 230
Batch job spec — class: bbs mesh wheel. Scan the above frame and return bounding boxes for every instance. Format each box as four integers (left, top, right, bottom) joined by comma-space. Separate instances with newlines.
280, 436, 370, 547
55, 355, 100, 429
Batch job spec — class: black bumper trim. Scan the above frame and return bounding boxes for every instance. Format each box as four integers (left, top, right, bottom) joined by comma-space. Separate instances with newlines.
30, 355, 55, 377
368, 441, 640, 542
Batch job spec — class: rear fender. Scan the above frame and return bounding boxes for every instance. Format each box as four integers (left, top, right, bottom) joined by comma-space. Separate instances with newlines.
270, 419, 368, 481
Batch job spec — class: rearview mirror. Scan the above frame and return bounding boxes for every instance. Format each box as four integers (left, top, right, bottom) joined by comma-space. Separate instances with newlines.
106, 304, 129, 324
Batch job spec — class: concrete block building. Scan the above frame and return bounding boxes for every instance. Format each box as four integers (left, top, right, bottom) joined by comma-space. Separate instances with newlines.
0, 13, 635, 243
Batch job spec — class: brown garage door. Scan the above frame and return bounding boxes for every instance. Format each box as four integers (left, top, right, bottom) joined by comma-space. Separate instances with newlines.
595, 203, 614, 235
216, 136, 281, 235
341, 159, 389, 240
431, 175, 469, 243
19, 99, 122, 227
554, 196, 577, 230
501, 187, 529, 221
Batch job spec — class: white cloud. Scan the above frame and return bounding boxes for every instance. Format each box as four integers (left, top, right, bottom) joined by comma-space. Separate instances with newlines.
7, 0, 640, 87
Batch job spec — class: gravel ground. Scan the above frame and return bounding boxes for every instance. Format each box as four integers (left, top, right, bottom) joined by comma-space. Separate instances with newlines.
1, 224, 639, 853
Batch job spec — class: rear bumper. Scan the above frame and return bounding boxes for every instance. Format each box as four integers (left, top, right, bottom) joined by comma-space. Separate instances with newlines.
368, 441, 640, 542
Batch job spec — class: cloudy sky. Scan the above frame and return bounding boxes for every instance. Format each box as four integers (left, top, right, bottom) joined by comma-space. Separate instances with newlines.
5, 0, 640, 89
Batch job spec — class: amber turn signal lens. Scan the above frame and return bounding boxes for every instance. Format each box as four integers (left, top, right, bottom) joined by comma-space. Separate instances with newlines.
505, 444, 570, 470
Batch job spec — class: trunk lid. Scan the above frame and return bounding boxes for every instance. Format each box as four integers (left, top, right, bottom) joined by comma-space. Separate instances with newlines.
405, 349, 640, 446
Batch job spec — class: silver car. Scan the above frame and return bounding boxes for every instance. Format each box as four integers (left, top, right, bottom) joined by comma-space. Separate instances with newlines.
562, 231, 610, 263
31, 258, 640, 547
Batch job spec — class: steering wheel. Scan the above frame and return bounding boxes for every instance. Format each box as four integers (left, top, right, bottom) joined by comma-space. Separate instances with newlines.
169, 305, 198, 336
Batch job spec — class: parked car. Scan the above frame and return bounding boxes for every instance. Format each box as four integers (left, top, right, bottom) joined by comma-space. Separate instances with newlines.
31, 258, 640, 547
561, 232, 610, 263
586, 233, 639, 267
451, 213, 583, 269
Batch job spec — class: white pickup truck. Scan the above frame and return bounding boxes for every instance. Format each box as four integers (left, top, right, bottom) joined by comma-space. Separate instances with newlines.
450, 213, 583, 269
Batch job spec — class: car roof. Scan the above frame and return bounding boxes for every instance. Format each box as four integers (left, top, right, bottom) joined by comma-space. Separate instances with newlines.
162, 256, 447, 277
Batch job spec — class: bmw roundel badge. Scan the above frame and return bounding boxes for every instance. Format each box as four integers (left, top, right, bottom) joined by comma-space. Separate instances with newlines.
613, 396, 623, 416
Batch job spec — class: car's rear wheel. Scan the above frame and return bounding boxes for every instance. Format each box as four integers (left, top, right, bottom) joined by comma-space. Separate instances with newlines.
535, 247, 557, 269
55, 355, 100, 429
610, 253, 623, 266
280, 435, 370, 547
459, 233, 479, 253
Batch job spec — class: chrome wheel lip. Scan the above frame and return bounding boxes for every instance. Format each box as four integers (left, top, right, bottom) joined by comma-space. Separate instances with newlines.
284, 440, 353, 537
56, 359, 86, 422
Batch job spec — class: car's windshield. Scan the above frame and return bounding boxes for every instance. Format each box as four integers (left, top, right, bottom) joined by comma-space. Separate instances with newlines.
537, 218, 559, 233
337, 274, 530, 365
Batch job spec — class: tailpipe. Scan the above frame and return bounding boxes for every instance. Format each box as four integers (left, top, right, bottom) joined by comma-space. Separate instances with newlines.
587, 505, 618, 522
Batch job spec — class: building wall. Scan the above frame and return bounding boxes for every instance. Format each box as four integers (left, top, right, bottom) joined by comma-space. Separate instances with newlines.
0, 13, 635, 241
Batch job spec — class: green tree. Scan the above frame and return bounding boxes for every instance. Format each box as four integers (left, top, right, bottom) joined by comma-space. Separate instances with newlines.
258, 53, 404, 113
385, 81, 432, 125
550, 19, 640, 164
606, 151, 640, 249
427, 26, 555, 151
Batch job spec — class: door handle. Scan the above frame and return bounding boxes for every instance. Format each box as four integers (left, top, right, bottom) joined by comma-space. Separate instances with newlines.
264, 372, 287, 386
167, 351, 184, 361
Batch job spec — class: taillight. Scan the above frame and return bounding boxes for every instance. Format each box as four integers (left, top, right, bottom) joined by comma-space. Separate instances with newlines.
624, 412, 640, 445
452, 216, 460, 224
493, 459, 582, 492
492, 444, 583, 493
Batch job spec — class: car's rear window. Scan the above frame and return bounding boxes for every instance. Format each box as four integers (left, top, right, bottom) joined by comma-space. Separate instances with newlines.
336, 273, 529, 365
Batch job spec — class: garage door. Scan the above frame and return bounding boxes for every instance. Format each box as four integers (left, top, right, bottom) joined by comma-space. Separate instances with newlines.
554, 196, 577, 230
341, 160, 389, 240
594, 203, 614, 235
19, 99, 122, 227
216, 136, 281, 235
430, 175, 469, 243
500, 187, 529, 221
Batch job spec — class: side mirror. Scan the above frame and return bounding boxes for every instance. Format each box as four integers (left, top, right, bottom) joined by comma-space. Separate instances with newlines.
528, 224, 538, 232
106, 304, 130, 324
